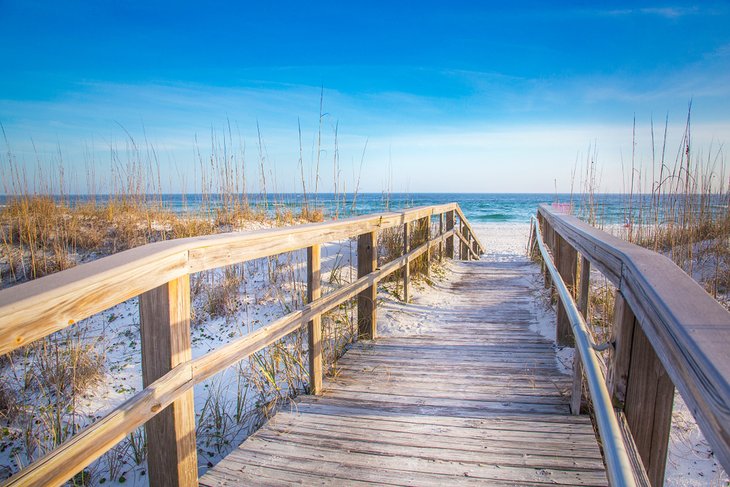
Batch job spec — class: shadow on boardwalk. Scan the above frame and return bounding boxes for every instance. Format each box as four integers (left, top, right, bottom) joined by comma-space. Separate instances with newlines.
200, 258, 608, 486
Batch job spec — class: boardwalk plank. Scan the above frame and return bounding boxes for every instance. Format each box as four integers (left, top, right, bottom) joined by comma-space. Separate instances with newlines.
200, 259, 608, 486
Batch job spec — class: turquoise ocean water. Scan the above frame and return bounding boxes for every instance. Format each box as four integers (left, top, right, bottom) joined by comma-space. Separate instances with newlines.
2, 193, 724, 225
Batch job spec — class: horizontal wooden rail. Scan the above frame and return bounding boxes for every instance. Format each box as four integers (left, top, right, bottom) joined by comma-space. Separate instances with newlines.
455, 230, 480, 260
0, 204, 459, 356
0, 203, 476, 487
454, 205, 485, 254
537, 204, 730, 483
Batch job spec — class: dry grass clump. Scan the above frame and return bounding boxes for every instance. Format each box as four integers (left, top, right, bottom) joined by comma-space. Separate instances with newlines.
197, 270, 243, 323
409, 216, 431, 275
0, 197, 284, 290
299, 206, 324, 223
214, 205, 267, 229
321, 302, 357, 378
573, 109, 730, 306
378, 226, 404, 266
33, 332, 105, 398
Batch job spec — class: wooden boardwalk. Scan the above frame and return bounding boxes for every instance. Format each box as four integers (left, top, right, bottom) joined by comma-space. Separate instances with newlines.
200, 258, 609, 486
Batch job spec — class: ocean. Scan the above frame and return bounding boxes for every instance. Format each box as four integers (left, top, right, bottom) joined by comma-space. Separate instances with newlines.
1, 193, 725, 225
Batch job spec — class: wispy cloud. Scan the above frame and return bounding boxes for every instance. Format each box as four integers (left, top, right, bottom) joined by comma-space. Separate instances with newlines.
602, 6, 701, 18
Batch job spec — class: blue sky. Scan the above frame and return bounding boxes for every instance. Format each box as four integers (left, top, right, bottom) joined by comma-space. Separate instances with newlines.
1, 1, 729, 193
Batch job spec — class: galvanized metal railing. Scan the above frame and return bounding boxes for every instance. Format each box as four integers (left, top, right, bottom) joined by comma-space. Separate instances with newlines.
531, 216, 636, 487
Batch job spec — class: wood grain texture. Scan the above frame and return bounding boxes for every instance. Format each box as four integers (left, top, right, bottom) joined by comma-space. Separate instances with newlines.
139, 275, 197, 487
455, 230, 479, 260
438, 213, 444, 262
624, 323, 674, 487
445, 210, 455, 258
555, 233, 577, 346
403, 222, 410, 303
200, 259, 608, 486
357, 231, 377, 339
607, 292, 636, 408
454, 205, 485, 254
308, 244, 323, 395
460, 220, 468, 259
538, 204, 730, 473
424, 216, 431, 277
571, 256, 591, 415
578, 256, 590, 317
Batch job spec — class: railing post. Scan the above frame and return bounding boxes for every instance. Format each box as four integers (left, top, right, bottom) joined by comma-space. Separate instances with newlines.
139, 275, 198, 487
307, 244, 322, 395
464, 226, 472, 260
570, 256, 591, 415
608, 292, 637, 408
608, 292, 674, 486
357, 231, 377, 339
403, 222, 410, 303
424, 216, 431, 277
459, 220, 467, 260
438, 213, 444, 262
445, 210, 455, 258
555, 233, 577, 346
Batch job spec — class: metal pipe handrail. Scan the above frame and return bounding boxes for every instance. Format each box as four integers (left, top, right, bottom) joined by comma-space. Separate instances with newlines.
531, 216, 636, 487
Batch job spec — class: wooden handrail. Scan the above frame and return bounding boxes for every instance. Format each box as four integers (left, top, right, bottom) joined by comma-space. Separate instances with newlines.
454, 205, 485, 253
455, 229, 480, 260
0, 203, 477, 487
0, 203, 459, 356
537, 204, 730, 483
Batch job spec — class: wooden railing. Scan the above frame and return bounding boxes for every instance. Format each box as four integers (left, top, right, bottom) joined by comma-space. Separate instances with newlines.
0, 203, 483, 487
533, 204, 730, 487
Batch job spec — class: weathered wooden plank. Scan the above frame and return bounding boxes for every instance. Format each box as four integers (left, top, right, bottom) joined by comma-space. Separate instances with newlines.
269, 410, 601, 444
357, 231, 377, 339
454, 205, 485, 254
445, 210, 455, 258
253, 427, 606, 470
624, 323, 674, 487
208, 449, 554, 487
438, 212, 444, 261
555, 232, 577, 346
424, 216, 432, 277
289, 401, 598, 431
455, 230, 479, 260
403, 221, 410, 303
307, 244, 323, 395
223, 438, 608, 485
139, 276, 197, 487
460, 219, 468, 259
607, 292, 636, 408
571, 256, 591, 415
